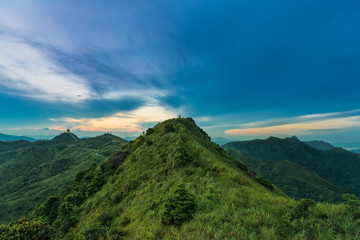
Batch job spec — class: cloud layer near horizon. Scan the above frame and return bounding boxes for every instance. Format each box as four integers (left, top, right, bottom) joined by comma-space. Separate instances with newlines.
49, 105, 178, 132
225, 110, 360, 137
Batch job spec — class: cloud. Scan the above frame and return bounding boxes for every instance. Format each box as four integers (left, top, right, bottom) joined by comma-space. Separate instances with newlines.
49, 105, 179, 132
0, 36, 97, 103
225, 111, 360, 136
0, 1, 180, 105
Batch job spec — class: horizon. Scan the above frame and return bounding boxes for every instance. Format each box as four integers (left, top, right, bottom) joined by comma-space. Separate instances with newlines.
1, 0, 360, 147
1, 120, 360, 150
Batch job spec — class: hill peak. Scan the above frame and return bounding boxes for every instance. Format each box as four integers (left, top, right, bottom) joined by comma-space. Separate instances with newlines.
289, 135, 299, 141
51, 131, 79, 143
146, 117, 210, 139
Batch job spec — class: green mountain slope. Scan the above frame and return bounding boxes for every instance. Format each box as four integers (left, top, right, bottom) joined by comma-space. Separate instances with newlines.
31, 118, 359, 239
0, 133, 127, 223
225, 148, 346, 202
0, 140, 32, 165
223, 137, 360, 198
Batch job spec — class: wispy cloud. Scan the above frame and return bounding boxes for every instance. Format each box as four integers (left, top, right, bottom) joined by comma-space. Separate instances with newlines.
0, 1, 179, 104
0, 35, 96, 103
225, 110, 360, 136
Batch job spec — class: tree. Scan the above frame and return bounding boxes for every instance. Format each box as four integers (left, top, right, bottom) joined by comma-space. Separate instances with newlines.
161, 184, 196, 225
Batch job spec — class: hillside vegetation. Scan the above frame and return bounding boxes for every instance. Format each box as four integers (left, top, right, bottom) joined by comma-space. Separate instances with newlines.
223, 137, 360, 200
0, 133, 127, 223
5, 118, 357, 239
225, 148, 347, 202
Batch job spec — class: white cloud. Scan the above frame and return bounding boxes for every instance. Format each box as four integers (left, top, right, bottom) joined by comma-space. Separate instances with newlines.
0, 1, 173, 104
0, 35, 96, 102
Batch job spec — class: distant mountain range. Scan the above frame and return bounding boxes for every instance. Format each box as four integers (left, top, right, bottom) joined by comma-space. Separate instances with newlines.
223, 136, 360, 202
0, 133, 37, 142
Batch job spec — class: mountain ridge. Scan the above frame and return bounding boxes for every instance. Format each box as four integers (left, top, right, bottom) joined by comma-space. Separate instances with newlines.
0, 133, 36, 142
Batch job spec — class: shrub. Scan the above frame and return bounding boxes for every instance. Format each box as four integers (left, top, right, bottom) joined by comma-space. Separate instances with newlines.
112, 192, 124, 204
164, 124, 175, 133
256, 176, 274, 191
146, 128, 155, 136
161, 184, 196, 225
291, 199, 316, 219
80, 223, 107, 240
97, 211, 114, 227
108, 228, 127, 240
41, 194, 60, 224
109, 150, 129, 169
342, 193, 360, 208
342, 193, 360, 219
0, 217, 54, 240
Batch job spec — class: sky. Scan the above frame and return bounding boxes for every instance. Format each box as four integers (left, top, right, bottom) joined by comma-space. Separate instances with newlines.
0, 0, 360, 147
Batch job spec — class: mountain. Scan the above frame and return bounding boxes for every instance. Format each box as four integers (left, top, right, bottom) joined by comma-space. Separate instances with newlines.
223, 137, 360, 199
0, 133, 36, 142
0, 133, 127, 223
303, 140, 335, 151
225, 148, 347, 202
9, 118, 356, 240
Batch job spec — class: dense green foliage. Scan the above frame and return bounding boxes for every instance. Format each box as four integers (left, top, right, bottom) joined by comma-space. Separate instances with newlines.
22, 118, 359, 239
225, 148, 347, 202
224, 137, 360, 200
0, 140, 32, 165
0, 133, 126, 223
0, 217, 53, 239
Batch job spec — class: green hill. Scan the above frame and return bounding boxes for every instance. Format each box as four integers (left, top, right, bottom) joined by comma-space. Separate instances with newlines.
225, 148, 346, 202
18, 118, 359, 239
50, 131, 79, 144
0, 133, 127, 223
223, 137, 360, 199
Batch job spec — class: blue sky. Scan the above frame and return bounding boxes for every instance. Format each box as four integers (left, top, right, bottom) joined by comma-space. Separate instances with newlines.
1, 0, 360, 147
